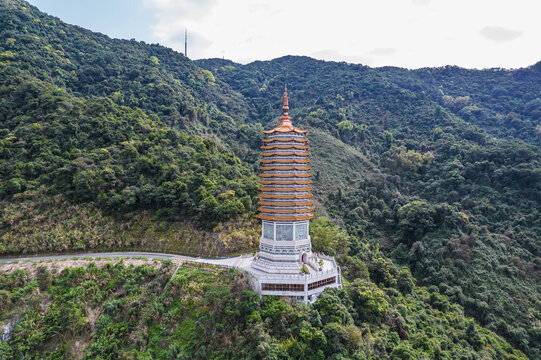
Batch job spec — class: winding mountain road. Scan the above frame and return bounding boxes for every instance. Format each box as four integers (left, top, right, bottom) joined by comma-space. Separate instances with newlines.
0, 251, 251, 268
0, 252, 190, 264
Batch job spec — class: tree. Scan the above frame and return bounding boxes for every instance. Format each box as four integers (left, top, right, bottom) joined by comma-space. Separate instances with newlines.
313, 290, 354, 325
310, 217, 350, 256
397, 201, 436, 243
349, 279, 389, 323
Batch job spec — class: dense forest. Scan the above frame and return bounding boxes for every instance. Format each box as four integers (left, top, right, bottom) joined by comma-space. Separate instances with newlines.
0, 0, 539, 358
0, 255, 527, 359
196, 57, 541, 357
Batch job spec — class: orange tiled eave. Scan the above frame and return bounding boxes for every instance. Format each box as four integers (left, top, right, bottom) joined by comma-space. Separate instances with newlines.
257, 207, 314, 214
261, 145, 309, 150
258, 213, 314, 221
259, 193, 313, 199
260, 159, 310, 164
258, 200, 314, 206
259, 180, 313, 185
259, 173, 311, 178
261, 151, 310, 157
262, 123, 308, 135
260, 166, 311, 171
262, 138, 308, 143
259, 186, 312, 192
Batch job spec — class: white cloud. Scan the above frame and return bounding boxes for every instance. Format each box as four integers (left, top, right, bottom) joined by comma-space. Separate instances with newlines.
143, 0, 541, 69
480, 26, 523, 43
412, 0, 431, 5
144, 0, 218, 56
370, 48, 398, 56
144, 0, 217, 15
311, 49, 373, 65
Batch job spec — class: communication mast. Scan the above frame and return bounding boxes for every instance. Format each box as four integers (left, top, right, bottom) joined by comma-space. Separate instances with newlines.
184, 29, 187, 57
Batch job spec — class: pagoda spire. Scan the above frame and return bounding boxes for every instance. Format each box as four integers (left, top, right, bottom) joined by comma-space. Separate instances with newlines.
280, 85, 292, 126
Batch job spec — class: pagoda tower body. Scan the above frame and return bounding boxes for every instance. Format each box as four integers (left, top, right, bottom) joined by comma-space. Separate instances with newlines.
253, 86, 313, 273
246, 87, 341, 303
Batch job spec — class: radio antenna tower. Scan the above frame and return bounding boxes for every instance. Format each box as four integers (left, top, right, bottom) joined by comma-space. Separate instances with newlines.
184, 29, 188, 57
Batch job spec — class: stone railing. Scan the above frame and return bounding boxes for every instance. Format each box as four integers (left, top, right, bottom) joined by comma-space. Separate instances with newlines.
316, 253, 337, 266
253, 268, 339, 282
306, 258, 320, 271
179, 253, 340, 284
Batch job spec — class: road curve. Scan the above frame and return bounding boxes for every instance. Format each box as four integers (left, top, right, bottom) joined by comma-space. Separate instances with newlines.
0, 251, 252, 270
0, 252, 201, 264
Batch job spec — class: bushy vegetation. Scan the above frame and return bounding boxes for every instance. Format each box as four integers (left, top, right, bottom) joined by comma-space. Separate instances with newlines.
0, 0, 260, 229
0, 73, 258, 225
0, 191, 259, 256
0, 260, 527, 359
393, 63, 541, 145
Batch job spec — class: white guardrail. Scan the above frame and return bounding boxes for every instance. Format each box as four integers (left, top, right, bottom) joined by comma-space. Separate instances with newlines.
180, 254, 340, 283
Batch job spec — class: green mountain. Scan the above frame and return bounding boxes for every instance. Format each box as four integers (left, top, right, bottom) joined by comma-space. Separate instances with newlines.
0, 0, 539, 358
196, 56, 541, 356
0, 0, 261, 256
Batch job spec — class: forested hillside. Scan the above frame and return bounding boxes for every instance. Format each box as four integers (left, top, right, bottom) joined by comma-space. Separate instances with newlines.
0, 256, 527, 359
197, 57, 541, 357
0, 0, 261, 255
0, 0, 540, 358
382, 63, 541, 144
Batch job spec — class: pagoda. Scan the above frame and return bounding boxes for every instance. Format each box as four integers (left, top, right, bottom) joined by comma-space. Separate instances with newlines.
245, 86, 342, 303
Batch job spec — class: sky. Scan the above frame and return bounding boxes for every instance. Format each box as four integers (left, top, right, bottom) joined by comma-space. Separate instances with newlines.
27, 0, 541, 69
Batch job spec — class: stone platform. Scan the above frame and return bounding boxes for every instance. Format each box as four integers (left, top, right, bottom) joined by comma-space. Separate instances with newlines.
193, 253, 342, 303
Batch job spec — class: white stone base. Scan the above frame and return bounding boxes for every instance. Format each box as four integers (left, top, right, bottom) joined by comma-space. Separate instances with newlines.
247, 253, 342, 304
188, 252, 342, 304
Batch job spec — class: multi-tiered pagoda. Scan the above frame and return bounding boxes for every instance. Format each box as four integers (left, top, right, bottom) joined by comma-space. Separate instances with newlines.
245, 86, 341, 303
254, 86, 313, 271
